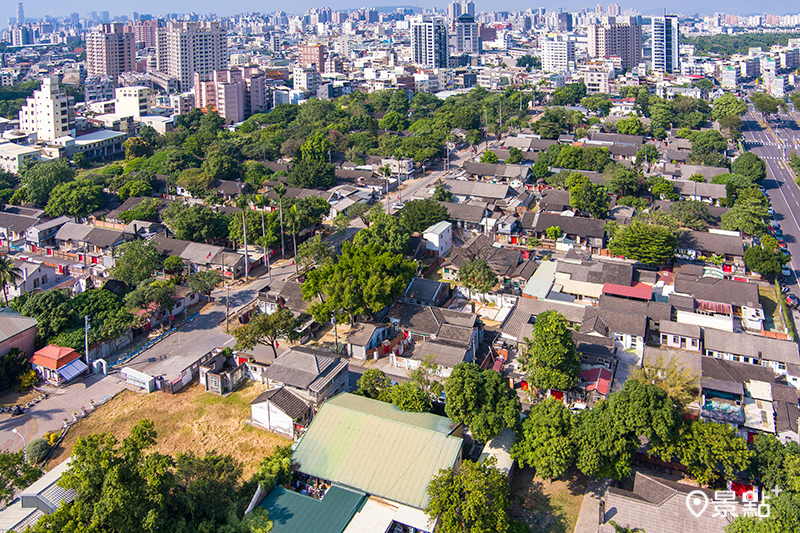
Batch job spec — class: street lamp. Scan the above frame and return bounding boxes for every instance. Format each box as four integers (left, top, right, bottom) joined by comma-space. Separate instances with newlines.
12, 428, 27, 463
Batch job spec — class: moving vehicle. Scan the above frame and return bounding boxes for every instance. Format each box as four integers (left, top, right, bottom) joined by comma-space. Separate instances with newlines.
391, 203, 404, 210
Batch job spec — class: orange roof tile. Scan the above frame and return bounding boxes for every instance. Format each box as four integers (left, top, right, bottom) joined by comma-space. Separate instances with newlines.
30, 344, 81, 370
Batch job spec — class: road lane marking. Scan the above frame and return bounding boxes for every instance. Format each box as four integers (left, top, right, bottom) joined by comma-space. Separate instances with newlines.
765, 162, 800, 285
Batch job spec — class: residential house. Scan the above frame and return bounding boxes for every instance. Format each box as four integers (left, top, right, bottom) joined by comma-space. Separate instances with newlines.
703, 327, 800, 379
255, 280, 317, 343
54, 223, 131, 272
199, 348, 248, 394
151, 236, 246, 279
672, 275, 764, 332
505, 259, 539, 291
387, 302, 483, 375
262, 346, 349, 406
500, 297, 586, 348
29, 344, 88, 386
537, 189, 572, 213
24, 216, 71, 253
658, 321, 702, 351
439, 201, 487, 235
676, 229, 745, 273
582, 307, 648, 355
596, 294, 673, 337
0, 211, 40, 251
400, 278, 452, 308
441, 234, 521, 284
441, 179, 513, 204
672, 180, 728, 206
0, 308, 37, 357
249, 386, 312, 439
215, 180, 250, 200
104, 197, 170, 225
4, 259, 60, 299
493, 213, 521, 246
422, 221, 452, 258
590, 132, 644, 147
345, 322, 392, 360
523, 212, 605, 250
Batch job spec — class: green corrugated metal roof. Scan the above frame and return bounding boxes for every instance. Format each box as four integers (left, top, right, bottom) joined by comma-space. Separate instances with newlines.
292, 393, 463, 510
259, 485, 366, 533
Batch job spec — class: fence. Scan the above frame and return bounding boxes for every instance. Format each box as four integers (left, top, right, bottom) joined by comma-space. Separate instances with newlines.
111, 311, 200, 368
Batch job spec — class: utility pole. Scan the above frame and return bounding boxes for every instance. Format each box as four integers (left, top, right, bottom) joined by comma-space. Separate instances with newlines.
241, 208, 249, 280
84, 315, 90, 365
332, 313, 339, 355
261, 206, 271, 284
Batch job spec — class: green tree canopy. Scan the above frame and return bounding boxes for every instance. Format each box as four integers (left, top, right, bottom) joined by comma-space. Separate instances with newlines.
163, 204, 230, 243
444, 363, 521, 443
187, 270, 224, 298
511, 398, 575, 480
0, 450, 42, 505
744, 235, 789, 277
111, 239, 164, 286
731, 152, 767, 183
521, 310, 581, 392
566, 173, 609, 219
721, 186, 770, 236
711, 93, 748, 121
615, 116, 645, 136
19, 160, 75, 206
389, 381, 432, 413
233, 309, 301, 358
355, 369, 394, 400
459, 258, 498, 297
425, 458, 512, 533
609, 220, 678, 265
399, 198, 451, 233
45, 179, 105, 217
432, 185, 454, 202
352, 210, 411, 255
287, 159, 335, 188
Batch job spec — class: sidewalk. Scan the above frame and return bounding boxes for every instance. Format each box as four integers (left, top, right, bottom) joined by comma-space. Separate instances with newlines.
573, 478, 611, 533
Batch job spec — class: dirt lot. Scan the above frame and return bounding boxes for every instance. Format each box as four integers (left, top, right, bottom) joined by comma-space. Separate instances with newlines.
48, 381, 290, 477
510, 466, 589, 533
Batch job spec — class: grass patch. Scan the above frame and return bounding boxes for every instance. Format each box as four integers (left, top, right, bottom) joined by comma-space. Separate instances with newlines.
48, 381, 290, 477
510, 466, 588, 533
759, 286, 784, 333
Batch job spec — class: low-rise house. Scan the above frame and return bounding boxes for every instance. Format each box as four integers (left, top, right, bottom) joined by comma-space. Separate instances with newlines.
582, 307, 648, 355
256, 281, 317, 342
441, 179, 513, 204
215, 180, 250, 200
672, 180, 728, 206
523, 212, 605, 250
441, 234, 521, 283
249, 386, 312, 439
263, 346, 349, 406
439, 201, 488, 235
676, 229, 745, 272
672, 274, 764, 332
0, 211, 40, 251
29, 344, 88, 386
54, 223, 131, 272
0, 308, 38, 357
422, 220, 452, 258
4, 259, 60, 299
24, 216, 71, 253
0, 458, 76, 532
400, 278, 452, 308
345, 322, 393, 360
658, 321, 702, 352
199, 348, 248, 394
703, 327, 800, 378
537, 189, 572, 213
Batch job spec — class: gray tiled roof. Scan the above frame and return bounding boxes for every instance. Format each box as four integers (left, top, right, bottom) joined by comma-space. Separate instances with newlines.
583, 306, 647, 338
677, 230, 744, 257
703, 328, 800, 365
0, 308, 38, 343
412, 340, 470, 368
251, 386, 309, 420
533, 213, 606, 239
264, 347, 347, 393
345, 322, 383, 347
0, 212, 39, 233
674, 274, 760, 308
439, 201, 486, 224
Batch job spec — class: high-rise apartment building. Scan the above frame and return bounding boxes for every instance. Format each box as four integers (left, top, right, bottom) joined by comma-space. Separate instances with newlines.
15, 3, 24, 25
451, 14, 479, 55
411, 16, 449, 69
124, 20, 160, 48
608, 3, 621, 16
447, 1, 475, 28
156, 21, 227, 91
194, 67, 268, 123
19, 76, 74, 142
652, 15, 679, 74
542, 36, 575, 73
587, 16, 642, 69
86, 23, 136, 79
299, 44, 326, 72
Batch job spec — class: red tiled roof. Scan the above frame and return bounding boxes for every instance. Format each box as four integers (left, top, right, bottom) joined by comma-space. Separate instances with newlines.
30, 344, 81, 370
602, 282, 652, 301
580, 367, 612, 396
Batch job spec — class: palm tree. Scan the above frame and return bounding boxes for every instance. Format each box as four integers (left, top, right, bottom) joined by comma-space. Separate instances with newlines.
274, 183, 287, 257
0, 256, 23, 305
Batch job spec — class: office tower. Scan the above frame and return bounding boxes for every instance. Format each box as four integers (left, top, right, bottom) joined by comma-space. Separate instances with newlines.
70, 13, 80, 25
15, 3, 23, 25
542, 35, 575, 73
556, 12, 573, 32
595, 4, 603, 14
652, 14, 679, 73
100, 11, 110, 22
299, 43, 326, 72
608, 3, 620, 16
411, 16, 449, 69
156, 21, 227, 91
19, 76, 74, 142
452, 14, 479, 55
87, 23, 136, 79
587, 17, 642, 69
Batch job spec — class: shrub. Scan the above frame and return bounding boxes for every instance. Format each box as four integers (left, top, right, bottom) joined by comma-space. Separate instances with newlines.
27, 438, 50, 464
16, 369, 38, 392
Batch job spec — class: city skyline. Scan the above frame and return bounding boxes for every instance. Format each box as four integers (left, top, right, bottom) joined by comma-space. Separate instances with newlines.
6, 2, 800, 22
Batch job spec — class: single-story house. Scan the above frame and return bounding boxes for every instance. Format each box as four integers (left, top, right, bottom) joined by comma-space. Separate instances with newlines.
345, 322, 392, 360
0, 308, 38, 358
263, 347, 349, 406
250, 386, 312, 439
29, 344, 88, 385
400, 278, 452, 308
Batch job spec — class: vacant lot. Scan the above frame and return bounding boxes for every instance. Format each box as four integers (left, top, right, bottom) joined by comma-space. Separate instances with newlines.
759, 286, 785, 333
49, 381, 290, 477
510, 466, 589, 533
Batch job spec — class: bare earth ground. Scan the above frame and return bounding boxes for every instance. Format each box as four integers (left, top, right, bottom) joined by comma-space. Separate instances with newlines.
48, 381, 290, 477
510, 466, 589, 533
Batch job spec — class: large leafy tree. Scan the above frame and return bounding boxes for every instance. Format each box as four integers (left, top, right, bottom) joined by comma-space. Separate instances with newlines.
355, 368, 393, 400
287, 159, 335, 188
615, 116, 645, 136
731, 152, 767, 183
233, 309, 301, 357
45, 179, 105, 217
649, 176, 679, 201
163, 204, 230, 243
573, 380, 679, 480
747, 434, 800, 491
606, 167, 644, 197
511, 398, 575, 480
389, 382, 432, 413
444, 363, 521, 443
19, 160, 75, 206
0, 450, 42, 505
187, 270, 224, 300
202, 152, 242, 181
425, 458, 512, 533
521, 310, 581, 392
112, 239, 164, 286
744, 235, 789, 277
710, 93, 747, 121
459, 259, 498, 297
399, 198, 451, 233
751, 92, 785, 122
651, 419, 751, 485
608, 221, 677, 265
352, 210, 411, 255
566, 173, 609, 219
721, 186, 770, 236
17, 288, 77, 339
629, 354, 698, 409
301, 242, 416, 323
295, 234, 334, 272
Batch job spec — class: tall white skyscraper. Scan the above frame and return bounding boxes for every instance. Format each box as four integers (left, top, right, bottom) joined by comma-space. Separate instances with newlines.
542, 35, 575, 73
156, 21, 228, 91
411, 16, 449, 69
652, 15, 680, 74
15, 2, 24, 25
447, 1, 475, 28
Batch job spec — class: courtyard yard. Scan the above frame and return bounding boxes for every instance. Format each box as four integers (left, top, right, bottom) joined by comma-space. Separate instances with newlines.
759, 286, 785, 333
48, 381, 290, 477
510, 466, 589, 533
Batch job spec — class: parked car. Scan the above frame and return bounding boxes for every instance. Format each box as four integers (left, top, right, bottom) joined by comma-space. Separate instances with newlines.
769, 208, 775, 217
782, 266, 793, 277
391, 203, 404, 210
787, 293, 799, 307
773, 229, 784, 237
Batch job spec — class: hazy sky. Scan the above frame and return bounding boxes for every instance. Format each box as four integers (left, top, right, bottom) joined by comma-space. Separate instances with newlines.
6, 1, 796, 21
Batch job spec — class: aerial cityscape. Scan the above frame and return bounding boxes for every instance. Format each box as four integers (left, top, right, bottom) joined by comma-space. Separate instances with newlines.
0, 2, 798, 532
